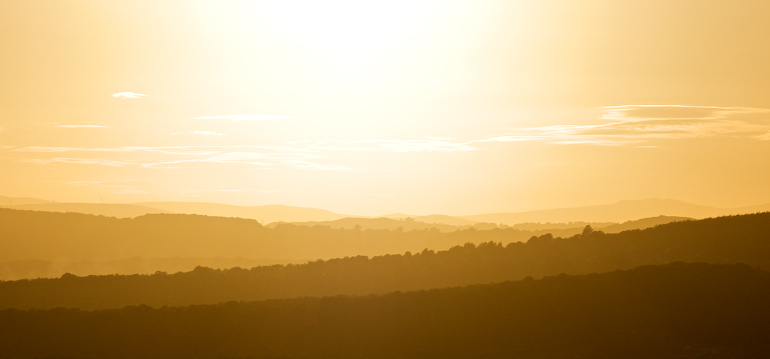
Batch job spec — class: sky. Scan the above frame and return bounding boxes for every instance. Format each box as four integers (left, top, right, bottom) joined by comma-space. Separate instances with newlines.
1, 0, 769, 216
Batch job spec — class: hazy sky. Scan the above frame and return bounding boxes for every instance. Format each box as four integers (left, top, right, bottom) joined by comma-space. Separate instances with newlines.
1, 0, 769, 215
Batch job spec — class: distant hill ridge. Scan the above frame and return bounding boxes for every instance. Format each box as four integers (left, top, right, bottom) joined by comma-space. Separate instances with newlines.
1, 212, 767, 310
1, 195, 768, 224
0, 208, 699, 271
0, 209, 689, 280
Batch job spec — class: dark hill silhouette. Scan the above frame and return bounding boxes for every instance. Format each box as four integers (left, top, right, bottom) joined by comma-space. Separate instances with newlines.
0, 203, 169, 218
1, 212, 768, 310
1, 262, 769, 359
133, 202, 358, 223
461, 198, 770, 224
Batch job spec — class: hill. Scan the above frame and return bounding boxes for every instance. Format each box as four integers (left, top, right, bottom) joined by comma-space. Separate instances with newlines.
133, 202, 356, 223
460, 198, 770, 224
1, 262, 769, 359
1, 212, 768, 310
0, 203, 169, 218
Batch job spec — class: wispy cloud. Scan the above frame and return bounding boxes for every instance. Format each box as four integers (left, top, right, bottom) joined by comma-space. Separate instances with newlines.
17, 145, 352, 171
497, 105, 770, 146
190, 131, 227, 136
58, 125, 109, 128
112, 92, 147, 99
18, 106, 765, 174
194, 114, 291, 121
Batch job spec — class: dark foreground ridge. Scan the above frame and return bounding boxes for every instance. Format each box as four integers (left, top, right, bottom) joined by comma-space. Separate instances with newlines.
2, 262, 769, 359
2, 212, 769, 310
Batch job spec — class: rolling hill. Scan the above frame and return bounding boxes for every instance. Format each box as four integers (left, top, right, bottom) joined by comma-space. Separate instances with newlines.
2, 212, 767, 310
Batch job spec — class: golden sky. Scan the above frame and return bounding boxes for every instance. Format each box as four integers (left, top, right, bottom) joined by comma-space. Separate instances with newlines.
1, 0, 769, 215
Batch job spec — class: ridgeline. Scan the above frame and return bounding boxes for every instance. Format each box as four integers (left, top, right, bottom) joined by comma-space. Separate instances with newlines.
1, 262, 769, 359
2, 212, 769, 310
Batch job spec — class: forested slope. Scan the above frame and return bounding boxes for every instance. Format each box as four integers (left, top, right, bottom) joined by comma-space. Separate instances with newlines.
2, 212, 769, 310
2, 262, 769, 359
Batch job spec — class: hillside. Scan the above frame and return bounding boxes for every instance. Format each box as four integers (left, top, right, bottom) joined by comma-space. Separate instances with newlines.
1, 262, 769, 359
2, 212, 768, 310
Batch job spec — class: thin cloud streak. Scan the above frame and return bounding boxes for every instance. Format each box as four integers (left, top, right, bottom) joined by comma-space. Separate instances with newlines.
14, 106, 769, 174
502, 105, 770, 145
112, 92, 147, 99
18, 145, 352, 171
